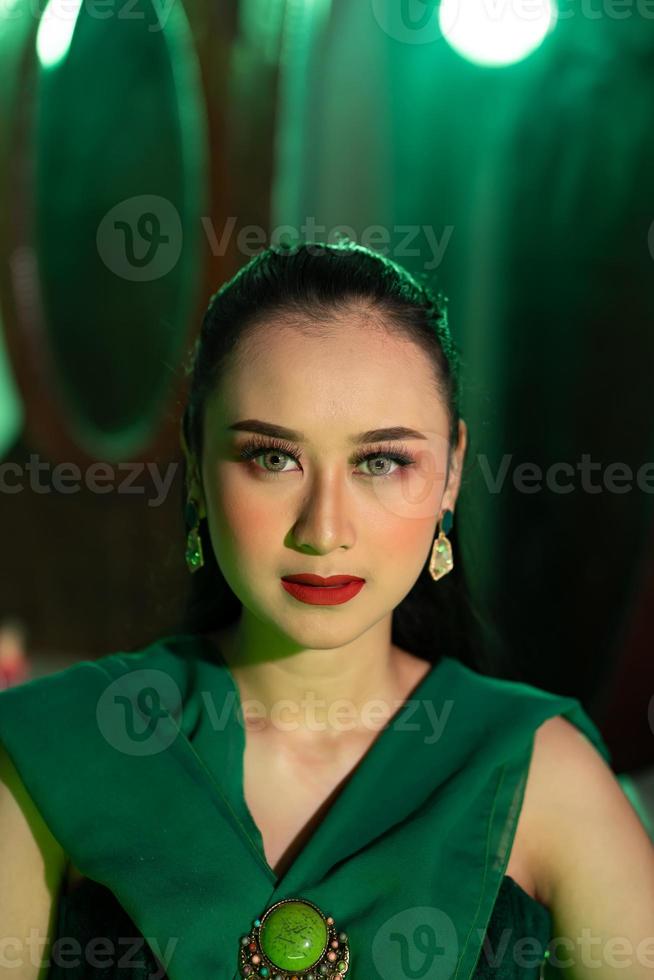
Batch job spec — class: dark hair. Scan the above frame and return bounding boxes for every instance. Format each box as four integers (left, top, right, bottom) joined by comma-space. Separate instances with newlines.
176, 239, 512, 678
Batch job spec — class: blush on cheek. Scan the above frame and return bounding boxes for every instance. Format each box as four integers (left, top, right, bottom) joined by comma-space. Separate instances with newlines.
388, 517, 434, 554
215, 482, 280, 548
373, 509, 438, 578
206, 465, 261, 530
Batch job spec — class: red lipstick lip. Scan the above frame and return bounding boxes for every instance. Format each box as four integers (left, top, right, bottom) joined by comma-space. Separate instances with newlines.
281, 578, 365, 606
281, 573, 365, 586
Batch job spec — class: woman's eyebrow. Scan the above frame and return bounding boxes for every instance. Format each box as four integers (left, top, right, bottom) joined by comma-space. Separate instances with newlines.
227, 419, 428, 445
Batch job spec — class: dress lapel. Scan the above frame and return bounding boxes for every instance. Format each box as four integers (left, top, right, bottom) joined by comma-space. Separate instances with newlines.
0, 641, 279, 980
198, 644, 458, 895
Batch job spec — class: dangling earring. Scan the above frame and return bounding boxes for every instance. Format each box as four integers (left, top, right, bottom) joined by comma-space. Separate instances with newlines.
184, 498, 204, 573
429, 508, 454, 581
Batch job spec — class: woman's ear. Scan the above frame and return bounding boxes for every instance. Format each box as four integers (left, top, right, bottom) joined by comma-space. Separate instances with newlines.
179, 421, 206, 519
442, 418, 468, 515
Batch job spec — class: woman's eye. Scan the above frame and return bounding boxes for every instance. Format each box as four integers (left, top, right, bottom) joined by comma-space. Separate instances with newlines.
255, 450, 300, 473
357, 455, 401, 477
239, 440, 414, 477
252, 452, 403, 477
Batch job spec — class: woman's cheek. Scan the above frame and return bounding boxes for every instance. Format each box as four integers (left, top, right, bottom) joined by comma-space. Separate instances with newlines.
208, 473, 279, 553
367, 454, 444, 525
381, 514, 438, 577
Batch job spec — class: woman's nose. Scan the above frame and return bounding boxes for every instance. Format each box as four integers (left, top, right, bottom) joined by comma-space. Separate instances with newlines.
289, 475, 356, 554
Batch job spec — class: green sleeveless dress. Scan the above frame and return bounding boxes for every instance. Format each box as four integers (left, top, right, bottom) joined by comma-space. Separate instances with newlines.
0, 633, 612, 980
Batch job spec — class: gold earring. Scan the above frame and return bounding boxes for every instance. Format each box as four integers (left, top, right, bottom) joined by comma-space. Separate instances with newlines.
429, 509, 454, 581
184, 498, 204, 573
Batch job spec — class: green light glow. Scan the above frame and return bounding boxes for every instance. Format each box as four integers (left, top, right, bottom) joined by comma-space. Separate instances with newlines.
36, 0, 83, 69
439, 0, 557, 67
0, 315, 23, 458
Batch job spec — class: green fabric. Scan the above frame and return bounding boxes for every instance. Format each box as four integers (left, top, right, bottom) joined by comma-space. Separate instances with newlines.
0, 633, 612, 980
47, 868, 550, 978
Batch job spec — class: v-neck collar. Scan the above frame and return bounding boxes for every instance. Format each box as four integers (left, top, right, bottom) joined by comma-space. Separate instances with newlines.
188, 633, 454, 895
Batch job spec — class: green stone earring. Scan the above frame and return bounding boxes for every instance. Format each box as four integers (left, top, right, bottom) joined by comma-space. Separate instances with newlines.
184, 498, 204, 573
429, 508, 454, 581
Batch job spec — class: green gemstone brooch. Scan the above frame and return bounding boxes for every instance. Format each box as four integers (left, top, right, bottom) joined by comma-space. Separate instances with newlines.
238, 897, 350, 979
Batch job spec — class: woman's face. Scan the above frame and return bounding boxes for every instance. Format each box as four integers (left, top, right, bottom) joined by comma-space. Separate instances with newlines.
185, 305, 467, 650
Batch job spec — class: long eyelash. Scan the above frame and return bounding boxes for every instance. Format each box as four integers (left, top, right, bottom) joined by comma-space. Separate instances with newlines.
237, 436, 415, 471
352, 441, 415, 468
238, 436, 304, 463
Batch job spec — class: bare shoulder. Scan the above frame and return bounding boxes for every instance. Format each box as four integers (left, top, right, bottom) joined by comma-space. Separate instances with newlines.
533, 711, 606, 758
530, 709, 654, 832
528, 712, 620, 824
519, 715, 654, 978
521, 713, 625, 906
0, 739, 66, 873
0, 740, 68, 979
527, 713, 612, 801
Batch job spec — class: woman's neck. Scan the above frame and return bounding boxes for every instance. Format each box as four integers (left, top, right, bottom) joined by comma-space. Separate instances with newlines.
204, 618, 430, 746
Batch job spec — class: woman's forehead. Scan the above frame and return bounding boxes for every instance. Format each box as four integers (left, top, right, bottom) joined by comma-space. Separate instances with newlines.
221, 320, 440, 403
198, 311, 450, 448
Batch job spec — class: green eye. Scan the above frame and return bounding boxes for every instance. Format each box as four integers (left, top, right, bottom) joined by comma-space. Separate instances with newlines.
238, 437, 416, 478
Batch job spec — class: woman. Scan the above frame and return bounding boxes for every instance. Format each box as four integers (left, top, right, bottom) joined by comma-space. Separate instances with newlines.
1, 241, 652, 980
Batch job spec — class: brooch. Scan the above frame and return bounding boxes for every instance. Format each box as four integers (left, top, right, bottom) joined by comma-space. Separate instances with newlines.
238, 897, 351, 978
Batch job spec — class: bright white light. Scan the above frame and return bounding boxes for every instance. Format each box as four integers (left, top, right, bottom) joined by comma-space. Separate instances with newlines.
439, 0, 557, 67
36, 0, 83, 69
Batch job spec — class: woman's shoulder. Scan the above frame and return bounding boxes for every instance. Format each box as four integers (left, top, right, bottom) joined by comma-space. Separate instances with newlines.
516, 712, 618, 907
519, 712, 654, 973
0, 632, 210, 824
